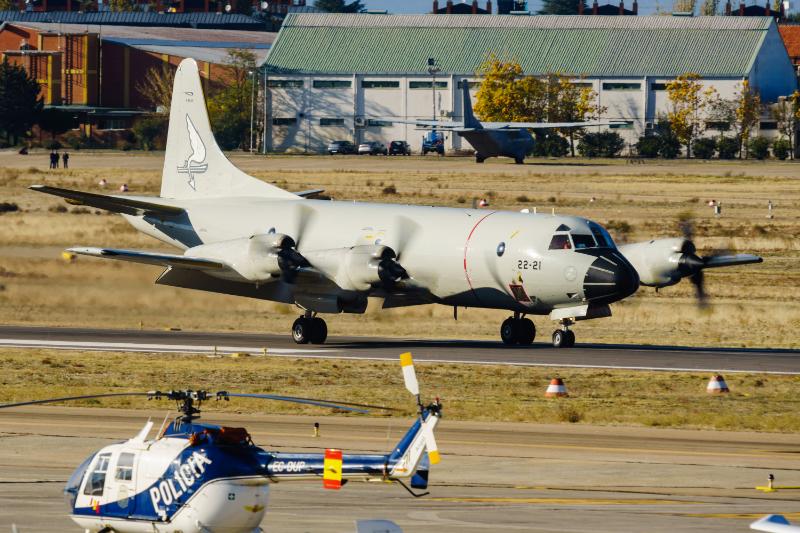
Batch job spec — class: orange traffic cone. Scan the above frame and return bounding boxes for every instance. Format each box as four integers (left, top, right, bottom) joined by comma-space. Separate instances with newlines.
707, 374, 730, 394
545, 377, 568, 398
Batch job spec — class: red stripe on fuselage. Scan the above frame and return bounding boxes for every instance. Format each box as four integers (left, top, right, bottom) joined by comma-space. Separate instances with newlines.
463, 211, 496, 305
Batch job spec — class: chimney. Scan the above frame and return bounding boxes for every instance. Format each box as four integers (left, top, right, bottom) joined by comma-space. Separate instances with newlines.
632, 0, 637, 13
446, 0, 453, 13
578, 0, 584, 13
433, 0, 439, 11
739, 1, 744, 14
592, 0, 598, 14
619, 0, 624, 14
472, 0, 478, 13
486, 0, 492, 12
725, 0, 731, 13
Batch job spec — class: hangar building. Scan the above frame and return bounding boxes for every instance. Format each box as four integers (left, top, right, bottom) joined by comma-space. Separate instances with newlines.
262, 14, 798, 153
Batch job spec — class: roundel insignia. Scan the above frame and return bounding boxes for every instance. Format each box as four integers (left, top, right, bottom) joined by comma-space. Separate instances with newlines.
564, 266, 577, 281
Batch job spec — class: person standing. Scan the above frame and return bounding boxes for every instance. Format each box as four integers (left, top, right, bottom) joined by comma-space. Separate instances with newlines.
54, 151, 60, 169
49, 151, 56, 169
62, 152, 69, 169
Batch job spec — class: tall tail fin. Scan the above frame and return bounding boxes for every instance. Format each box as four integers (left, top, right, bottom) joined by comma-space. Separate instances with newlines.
161, 58, 296, 200
461, 81, 482, 130
387, 409, 440, 481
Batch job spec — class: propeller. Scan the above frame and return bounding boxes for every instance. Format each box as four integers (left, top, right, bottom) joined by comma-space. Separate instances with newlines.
375, 216, 419, 289
676, 218, 762, 308
400, 352, 440, 465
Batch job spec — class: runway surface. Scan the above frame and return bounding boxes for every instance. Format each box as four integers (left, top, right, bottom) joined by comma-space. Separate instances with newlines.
2, 406, 799, 532
1, 325, 799, 373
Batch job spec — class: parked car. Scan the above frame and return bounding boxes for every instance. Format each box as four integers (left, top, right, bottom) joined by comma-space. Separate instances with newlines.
327, 140, 356, 155
358, 141, 388, 155
421, 131, 445, 155
389, 140, 411, 155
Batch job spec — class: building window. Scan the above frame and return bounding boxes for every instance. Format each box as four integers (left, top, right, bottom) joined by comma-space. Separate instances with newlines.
320, 118, 345, 126
273, 117, 297, 126
759, 121, 778, 130
409, 81, 448, 89
97, 118, 127, 130
367, 119, 392, 127
609, 120, 634, 129
602, 82, 641, 91
362, 80, 400, 89
457, 80, 481, 89
706, 121, 730, 131
268, 79, 303, 88
651, 83, 668, 91
313, 80, 351, 89
573, 82, 593, 89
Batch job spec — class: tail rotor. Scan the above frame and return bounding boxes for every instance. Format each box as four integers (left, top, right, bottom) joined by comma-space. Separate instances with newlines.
400, 352, 440, 465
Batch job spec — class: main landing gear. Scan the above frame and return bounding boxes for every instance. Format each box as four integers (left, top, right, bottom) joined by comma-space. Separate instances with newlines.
500, 313, 536, 346
291, 311, 327, 345
551, 320, 575, 349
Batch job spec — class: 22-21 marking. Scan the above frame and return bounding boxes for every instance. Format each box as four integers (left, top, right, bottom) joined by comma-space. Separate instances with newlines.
517, 259, 542, 270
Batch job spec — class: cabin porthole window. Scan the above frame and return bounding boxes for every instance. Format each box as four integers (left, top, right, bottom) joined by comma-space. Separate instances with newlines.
496, 242, 506, 257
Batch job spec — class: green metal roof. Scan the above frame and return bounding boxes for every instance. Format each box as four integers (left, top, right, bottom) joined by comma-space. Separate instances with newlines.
264, 14, 774, 77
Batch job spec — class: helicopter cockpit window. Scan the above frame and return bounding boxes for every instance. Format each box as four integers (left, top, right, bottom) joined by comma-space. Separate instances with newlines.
65, 453, 94, 508
83, 452, 111, 496
115, 453, 134, 482
548, 234, 572, 250
571, 233, 597, 249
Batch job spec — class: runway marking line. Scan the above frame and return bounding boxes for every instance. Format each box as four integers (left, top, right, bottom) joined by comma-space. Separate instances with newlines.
429, 497, 702, 505
1, 339, 797, 374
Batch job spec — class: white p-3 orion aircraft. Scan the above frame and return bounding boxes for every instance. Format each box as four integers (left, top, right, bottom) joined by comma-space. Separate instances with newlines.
31, 58, 762, 348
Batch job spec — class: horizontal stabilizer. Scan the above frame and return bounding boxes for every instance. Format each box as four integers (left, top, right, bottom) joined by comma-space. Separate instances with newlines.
703, 254, 763, 269
482, 119, 628, 129
30, 185, 184, 217
294, 188, 326, 198
68, 247, 226, 271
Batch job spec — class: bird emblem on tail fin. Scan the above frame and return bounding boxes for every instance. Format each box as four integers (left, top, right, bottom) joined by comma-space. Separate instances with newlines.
176, 115, 208, 190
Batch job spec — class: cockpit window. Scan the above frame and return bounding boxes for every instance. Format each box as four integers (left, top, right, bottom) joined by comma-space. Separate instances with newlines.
83, 452, 111, 496
115, 453, 135, 481
65, 453, 94, 508
548, 234, 572, 250
589, 223, 615, 248
572, 234, 597, 249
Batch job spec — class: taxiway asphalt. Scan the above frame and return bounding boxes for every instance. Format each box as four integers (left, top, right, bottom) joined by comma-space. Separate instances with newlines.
2, 407, 799, 532
1, 325, 799, 373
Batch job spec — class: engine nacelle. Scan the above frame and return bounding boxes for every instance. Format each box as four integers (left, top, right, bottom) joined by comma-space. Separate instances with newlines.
305, 245, 406, 292
617, 238, 687, 288
185, 233, 294, 282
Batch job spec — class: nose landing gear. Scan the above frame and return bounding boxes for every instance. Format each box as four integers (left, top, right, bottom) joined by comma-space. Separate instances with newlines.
551, 320, 575, 348
500, 313, 536, 346
291, 311, 328, 345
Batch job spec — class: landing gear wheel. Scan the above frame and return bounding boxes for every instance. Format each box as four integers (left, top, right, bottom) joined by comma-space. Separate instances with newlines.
292, 317, 311, 344
514, 156, 525, 165
476, 154, 485, 163
517, 318, 536, 345
309, 317, 328, 344
500, 317, 517, 345
552, 329, 575, 348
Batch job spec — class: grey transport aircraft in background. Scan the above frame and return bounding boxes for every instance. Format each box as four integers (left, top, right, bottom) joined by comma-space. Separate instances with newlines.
397, 83, 624, 164
30, 58, 763, 348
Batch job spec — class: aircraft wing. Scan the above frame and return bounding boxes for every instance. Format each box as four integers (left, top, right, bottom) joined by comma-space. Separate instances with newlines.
391, 118, 465, 129
68, 247, 227, 272
481, 119, 629, 129
30, 185, 185, 217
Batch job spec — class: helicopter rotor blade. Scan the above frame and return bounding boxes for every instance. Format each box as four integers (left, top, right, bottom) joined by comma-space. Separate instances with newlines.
400, 352, 419, 397
0, 392, 151, 409
219, 392, 378, 414
421, 417, 441, 465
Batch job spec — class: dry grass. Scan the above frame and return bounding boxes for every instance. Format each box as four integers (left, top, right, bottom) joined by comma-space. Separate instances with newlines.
2, 348, 799, 432
1, 151, 799, 348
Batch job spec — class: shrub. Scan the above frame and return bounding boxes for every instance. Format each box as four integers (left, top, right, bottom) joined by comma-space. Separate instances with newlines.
635, 135, 661, 158
381, 185, 397, 195
717, 136, 738, 160
773, 139, 791, 161
0, 202, 19, 213
577, 131, 625, 158
748, 136, 770, 160
132, 115, 167, 151
533, 134, 569, 157
693, 137, 716, 159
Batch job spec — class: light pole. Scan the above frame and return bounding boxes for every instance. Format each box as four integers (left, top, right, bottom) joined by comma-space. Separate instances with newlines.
249, 69, 256, 153
427, 57, 440, 122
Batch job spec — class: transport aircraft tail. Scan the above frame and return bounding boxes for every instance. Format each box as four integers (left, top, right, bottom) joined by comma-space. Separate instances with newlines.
161, 58, 297, 200
461, 81, 482, 130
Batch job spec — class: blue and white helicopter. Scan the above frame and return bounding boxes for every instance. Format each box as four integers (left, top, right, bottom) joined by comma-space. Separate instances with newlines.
0, 354, 440, 533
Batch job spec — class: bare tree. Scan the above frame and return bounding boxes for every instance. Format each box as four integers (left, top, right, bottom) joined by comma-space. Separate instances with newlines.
135, 63, 175, 113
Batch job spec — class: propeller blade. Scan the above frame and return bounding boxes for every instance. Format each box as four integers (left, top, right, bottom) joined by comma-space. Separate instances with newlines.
220, 393, 372, 413
702, 254, 763, 269
689, 269, 708, 309
291, 203, 316, 249
389, 216, 420, 260
421, 417, 440, 465
400, 352, 419, 397
0, 392, 151, 409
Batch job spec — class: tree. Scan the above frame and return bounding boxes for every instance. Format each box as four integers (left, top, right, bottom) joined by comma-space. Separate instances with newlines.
734, 80, 761, 159
0, 0, 15, 9
0, 61, 42, 146
37, 108, 78, 140
136, 63, 175, 113
770, 90, 799, 160
699, 0, 718, 14
314, 0, 365, 12
132, 115, 167, 150
108, 0, 140, 11
665, 72, 716, 157
538, 0, 586, 14
207, 50, 256, 150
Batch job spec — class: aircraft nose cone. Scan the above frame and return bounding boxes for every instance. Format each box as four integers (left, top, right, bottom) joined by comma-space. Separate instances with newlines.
582, 252, 639, 305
